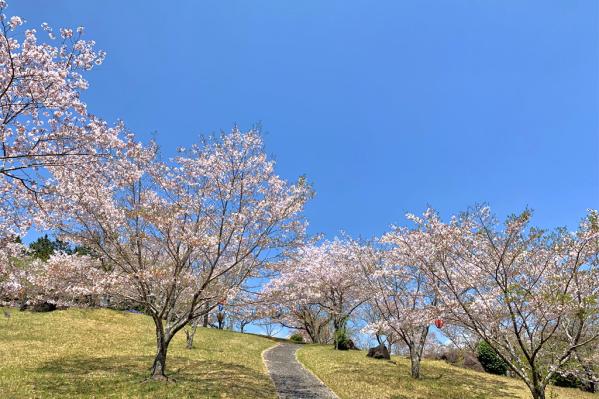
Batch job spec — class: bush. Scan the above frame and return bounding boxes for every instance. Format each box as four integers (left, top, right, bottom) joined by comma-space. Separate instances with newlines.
289, 332, 304, 344
552, 369, 598, 392
552, 372, 580, 389
334, 328, 356, 350
476, 340, 508, 375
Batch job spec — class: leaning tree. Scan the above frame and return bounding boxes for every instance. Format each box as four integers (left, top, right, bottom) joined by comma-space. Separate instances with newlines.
48, 128, 312, 379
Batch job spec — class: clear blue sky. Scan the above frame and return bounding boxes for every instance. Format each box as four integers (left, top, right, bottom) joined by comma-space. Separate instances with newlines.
15, 0, 599, 238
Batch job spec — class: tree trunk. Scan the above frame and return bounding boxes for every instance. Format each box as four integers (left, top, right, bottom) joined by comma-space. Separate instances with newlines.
406, 325, 429, 379
529, 376, 546, 399
202, 302, 210, 327
409, 347, 422, 379
333, 320, 339, 350
185, 320, 199, 349
305, 323, 316, 343
333, 318, 342, 350
151, 339, 169, 380
185, 330, 193, 349
530, 384, 546, 399
150, 319, 171, 380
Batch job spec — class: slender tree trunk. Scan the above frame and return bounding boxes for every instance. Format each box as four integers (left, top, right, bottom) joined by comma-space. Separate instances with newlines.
202, 302, 210, 327
185, 330, 193, 349
185, 320, 199, 349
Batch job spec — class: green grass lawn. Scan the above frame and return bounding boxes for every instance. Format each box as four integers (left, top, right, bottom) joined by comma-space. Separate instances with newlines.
297, 345, 598, 399
0, 307, 278, 399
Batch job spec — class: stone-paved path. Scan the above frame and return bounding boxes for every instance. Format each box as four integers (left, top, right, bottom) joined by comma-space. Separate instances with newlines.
263, 344, 339, 399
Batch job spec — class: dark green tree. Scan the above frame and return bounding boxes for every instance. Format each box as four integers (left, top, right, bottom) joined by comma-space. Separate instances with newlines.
28, 235, 74, 261
477, 340, 508, 375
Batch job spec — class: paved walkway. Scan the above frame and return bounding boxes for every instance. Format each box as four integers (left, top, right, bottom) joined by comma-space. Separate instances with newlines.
263, 344, 338, 399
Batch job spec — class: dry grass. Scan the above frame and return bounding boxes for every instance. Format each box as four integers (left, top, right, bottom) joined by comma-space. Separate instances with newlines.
297, 345, 598, 399
0, 307, 278, 398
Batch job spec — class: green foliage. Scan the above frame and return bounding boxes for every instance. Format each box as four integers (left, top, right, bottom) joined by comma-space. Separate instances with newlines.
28, 235, 57, 261
476, 340, 508, 376
333, 327, 353, 350
289, 332, 304, 343
28, 235, 73, 261
27, 235, 93, 261
552, 373, 581, 389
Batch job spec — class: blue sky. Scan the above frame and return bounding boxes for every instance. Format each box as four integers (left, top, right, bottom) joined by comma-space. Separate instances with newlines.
14, 0, 599, 239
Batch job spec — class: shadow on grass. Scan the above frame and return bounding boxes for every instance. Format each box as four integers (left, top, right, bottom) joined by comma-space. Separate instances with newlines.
34, 355, 275, 398
418, 368, 521, 399
321, 349, 522, 399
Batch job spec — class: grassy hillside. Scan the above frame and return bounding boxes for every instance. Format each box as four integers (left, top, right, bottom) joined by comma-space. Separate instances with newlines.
297, 345, 597, 399
0, 307, 278, 399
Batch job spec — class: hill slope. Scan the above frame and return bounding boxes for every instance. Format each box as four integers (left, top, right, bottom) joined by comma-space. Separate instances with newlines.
0, 307, 277, 399
2, 308, 595, 399
297, 345, 597, 399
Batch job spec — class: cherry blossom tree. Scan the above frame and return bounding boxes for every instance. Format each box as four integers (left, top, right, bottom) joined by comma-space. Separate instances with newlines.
0, 238, 105, 309
408, 207, 599, 399
226, 290, 261, 333
0, 237, 26, 301
358, 236, 439, 378
0, 0, 129, 241
49, 128, 311, 380
358, 302, 399, 353
264, 300, 333, 344
259, 317, 281, 338
184, 290, 260, 348
264, 239, 367, 348
23, 252, 103, 306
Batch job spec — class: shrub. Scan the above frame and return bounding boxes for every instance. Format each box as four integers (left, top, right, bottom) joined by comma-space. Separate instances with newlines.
476, 340, 508, 375
289, 332, 304, 344
334, 328, 356, 350
552, 372, 580, 389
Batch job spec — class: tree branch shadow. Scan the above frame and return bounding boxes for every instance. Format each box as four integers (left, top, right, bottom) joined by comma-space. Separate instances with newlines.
34, 355, 276, 398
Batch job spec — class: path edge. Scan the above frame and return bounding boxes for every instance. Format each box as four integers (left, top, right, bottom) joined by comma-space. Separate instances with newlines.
293, 345, 341, 399
261, 342, 283, 399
